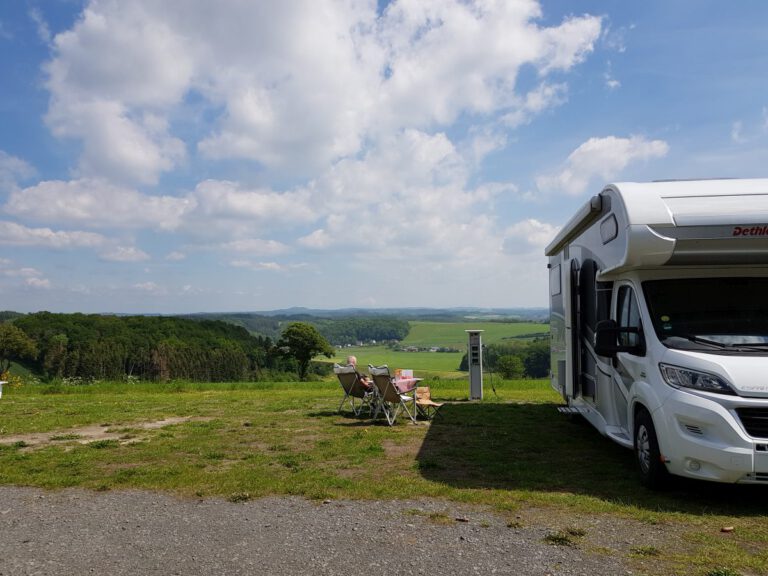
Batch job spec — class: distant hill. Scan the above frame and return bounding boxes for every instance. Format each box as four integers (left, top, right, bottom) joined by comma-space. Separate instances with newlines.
178, 312, 283, 339
244, 307, 548, 322
182, 308, 549, 343
3, 307, 550, 343
0, 310, 24, 323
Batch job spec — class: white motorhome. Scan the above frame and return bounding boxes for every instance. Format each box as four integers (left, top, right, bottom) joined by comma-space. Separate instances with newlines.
546, 179, 768, 487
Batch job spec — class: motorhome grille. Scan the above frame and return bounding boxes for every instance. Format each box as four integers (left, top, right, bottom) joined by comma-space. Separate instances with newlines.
736, 408, 768, 438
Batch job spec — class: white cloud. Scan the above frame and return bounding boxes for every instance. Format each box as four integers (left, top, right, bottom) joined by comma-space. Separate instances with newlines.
219, 238, 289, 255
0, 220, 106, 248
15, 0, 612, 310
29, 7, 52, 44
5, 177, 315, 238
26, 277, 52, 289
0, 260, 52, 289
287, 129, 516, 280
0, 151, 35, 191
537, 14, 604, 74
45, 99, 186, 185
165, 251, 186, 261
297, 229, 332, 250
375, 2, 601, 132
45, 2, 194, 184
190, 180, 315, 226
0, 221, 151, 265
501, 83, 569, 128
465, 126, 508, 165
3, 266, 43, 278
602, 23, 630, 54
230, 260, 292, 272
101, 246, 150, 262
133, 281, 164, 293
42, 0, 602, 181
604, 61, 620, 90
5, 178, 193, 230
536, 135, 669, 196
503, 219, 559, 254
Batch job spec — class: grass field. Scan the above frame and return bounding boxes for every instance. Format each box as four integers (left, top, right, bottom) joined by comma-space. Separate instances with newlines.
331, 345, 463, 375
331, 320, 550, 377
402, 320, 548, 348
1, 378, 767, 575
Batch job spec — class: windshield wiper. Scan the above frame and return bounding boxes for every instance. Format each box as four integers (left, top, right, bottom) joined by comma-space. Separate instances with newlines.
729, 342, 768, 350
666, 334, 729, 348
666, 334, 768, 351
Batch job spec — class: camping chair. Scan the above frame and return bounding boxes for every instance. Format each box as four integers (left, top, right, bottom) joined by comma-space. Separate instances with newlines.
334, 364, 374, 417
368, 365, 417, 426
415, 386, 444, 421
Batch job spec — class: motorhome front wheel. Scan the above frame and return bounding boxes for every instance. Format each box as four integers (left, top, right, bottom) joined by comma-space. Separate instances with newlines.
634, 409, 670, 489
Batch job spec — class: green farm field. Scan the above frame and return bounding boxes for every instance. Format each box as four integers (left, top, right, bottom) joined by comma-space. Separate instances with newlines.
330, 345, 463, 376
403, 321, 548, 348
331, 320, 549, 377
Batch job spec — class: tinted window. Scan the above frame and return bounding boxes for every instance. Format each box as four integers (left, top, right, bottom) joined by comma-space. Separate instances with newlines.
617, 285, 642, 349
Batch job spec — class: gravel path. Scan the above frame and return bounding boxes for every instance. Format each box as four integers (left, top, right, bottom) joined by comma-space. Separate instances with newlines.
0, 487, 670, 575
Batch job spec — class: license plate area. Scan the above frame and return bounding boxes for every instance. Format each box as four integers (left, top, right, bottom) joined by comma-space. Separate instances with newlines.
755, 445, 768, 474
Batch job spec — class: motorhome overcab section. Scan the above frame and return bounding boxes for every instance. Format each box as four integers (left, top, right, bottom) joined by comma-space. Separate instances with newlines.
545, 179, 768, 487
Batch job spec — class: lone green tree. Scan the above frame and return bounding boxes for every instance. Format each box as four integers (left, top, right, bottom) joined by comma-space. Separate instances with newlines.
496, 355, 524, 379
276, 322, 334, 380
0, 323, 38, 373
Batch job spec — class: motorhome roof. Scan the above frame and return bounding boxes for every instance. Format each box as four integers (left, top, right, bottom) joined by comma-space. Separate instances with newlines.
545, 178, 768, 269
608, 178, 768, 227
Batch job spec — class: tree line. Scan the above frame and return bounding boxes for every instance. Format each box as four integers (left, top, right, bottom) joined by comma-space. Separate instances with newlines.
181, 313, 409, 345
459, 339, 549, 379
2, 310, 552, 382
5, 313, 278, 382
311, 317, 409, 345
0, 311, 412, 383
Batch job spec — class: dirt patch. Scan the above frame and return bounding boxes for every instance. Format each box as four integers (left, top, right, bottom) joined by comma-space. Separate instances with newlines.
0, 416, 209, 449
382, 435, 422, 458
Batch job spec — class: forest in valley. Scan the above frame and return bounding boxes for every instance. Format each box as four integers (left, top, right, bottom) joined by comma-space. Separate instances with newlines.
11, 312, 274, 382
0, 310, 549, 382
0, 312, 413, 382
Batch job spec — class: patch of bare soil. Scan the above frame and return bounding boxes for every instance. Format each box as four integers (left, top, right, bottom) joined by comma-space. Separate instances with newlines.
0, 416, 209, 449
382, 436, 422, 458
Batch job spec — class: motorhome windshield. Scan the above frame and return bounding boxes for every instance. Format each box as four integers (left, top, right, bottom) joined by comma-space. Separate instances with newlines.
643, 278, 768, 353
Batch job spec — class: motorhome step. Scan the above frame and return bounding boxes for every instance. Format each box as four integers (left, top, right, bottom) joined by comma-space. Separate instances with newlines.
606, 429, 632, 448
557, 406, 585, 414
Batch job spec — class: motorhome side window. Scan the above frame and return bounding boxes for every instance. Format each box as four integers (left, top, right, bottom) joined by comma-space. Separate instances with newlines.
617, 285, 642, 349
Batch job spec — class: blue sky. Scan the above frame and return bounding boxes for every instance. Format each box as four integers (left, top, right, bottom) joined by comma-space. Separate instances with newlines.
1, 0, 767, 314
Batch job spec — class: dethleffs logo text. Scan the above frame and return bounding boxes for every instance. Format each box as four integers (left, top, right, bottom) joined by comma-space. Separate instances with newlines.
733, 225, 768, 237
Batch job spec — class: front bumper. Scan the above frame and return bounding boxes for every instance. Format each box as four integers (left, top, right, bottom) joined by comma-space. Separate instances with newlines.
653, 389, 768, 483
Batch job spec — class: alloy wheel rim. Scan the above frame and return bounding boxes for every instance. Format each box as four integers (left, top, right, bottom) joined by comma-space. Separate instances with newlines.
637, 425, 650, 473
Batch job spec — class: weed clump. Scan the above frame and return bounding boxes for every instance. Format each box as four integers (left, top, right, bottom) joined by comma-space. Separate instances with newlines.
544, 527, 586, 547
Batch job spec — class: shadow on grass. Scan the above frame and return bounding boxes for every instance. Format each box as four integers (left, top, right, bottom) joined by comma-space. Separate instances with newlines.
416, 402, 768, 515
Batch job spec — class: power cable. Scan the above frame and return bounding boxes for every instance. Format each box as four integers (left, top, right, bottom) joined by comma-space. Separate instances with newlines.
482, 344, 498, 398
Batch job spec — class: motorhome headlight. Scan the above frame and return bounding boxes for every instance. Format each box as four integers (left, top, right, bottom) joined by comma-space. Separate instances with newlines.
659, 363, 735, 395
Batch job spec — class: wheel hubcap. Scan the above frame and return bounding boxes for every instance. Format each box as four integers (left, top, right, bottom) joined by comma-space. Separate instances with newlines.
637, 425, 651, 473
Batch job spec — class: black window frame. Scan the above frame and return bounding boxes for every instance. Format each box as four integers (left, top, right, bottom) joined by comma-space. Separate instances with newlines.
616, 284, 645, 355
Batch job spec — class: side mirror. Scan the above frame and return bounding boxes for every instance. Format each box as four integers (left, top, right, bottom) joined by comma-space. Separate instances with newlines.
594, 319, 644, 357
